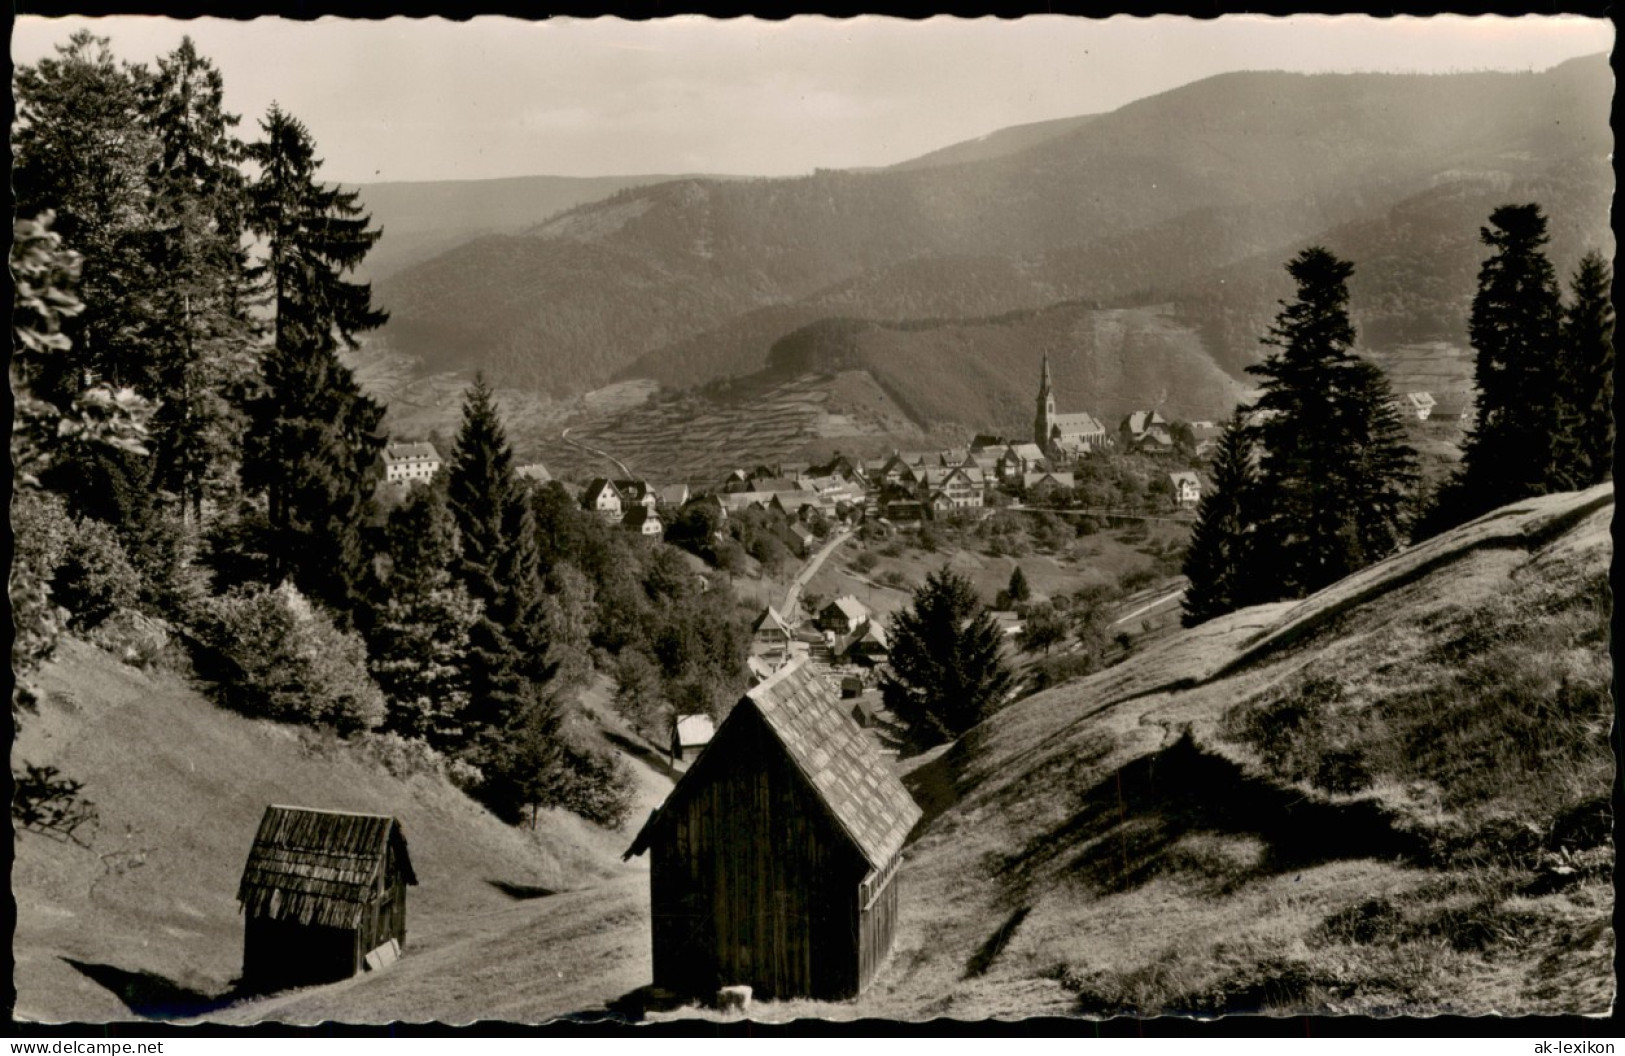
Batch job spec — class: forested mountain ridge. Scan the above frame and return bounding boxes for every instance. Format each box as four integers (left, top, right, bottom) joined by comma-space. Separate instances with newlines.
376, 55, 1611, 402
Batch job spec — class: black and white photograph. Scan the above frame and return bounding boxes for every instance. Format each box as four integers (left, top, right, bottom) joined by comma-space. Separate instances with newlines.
8, 12, 1615, 1028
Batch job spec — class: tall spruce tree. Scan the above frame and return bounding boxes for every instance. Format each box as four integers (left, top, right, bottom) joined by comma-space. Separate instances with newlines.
1247, 247, 1417, 597
881, 566, 1014, 745
447, 375, 554, 736
369, 483, 480, 747
1181, 411, 1258, 627
13, 32, 159, 397
1555, 251, 1614, 488
241, 104, 388, 621
139, 37, 257, 521
1455, 204, 1565, 514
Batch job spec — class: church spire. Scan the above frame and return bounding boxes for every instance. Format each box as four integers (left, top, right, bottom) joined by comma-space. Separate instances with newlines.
1034, 352, 1056, 449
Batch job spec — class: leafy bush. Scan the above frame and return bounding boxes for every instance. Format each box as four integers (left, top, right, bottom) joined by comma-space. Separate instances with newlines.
52, 514, 141, 631
851, 550, 880, 574
193, 582, 386, 734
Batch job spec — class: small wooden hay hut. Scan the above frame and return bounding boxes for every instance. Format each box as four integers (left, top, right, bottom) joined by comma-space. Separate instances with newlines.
625, 658, 922, 1001
237, 805, 417, 990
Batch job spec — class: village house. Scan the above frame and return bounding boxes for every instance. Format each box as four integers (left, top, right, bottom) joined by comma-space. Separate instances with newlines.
670, 714, 717, 764
969, 433, 1009, 453
1397, 391, 1437, 421
582, 479, 624, 521
655, 482, 691, 509
718, 491, 776, 515
1034, 354, 1109, 455
779, 521, 817, 558
999, 442, 1049, 480
1187, 421, 1223, 457
1430, 392, 1476, 426
843, 620, 890, 666
622, 505, 664, 537
751, 605, 795, 657
624, 659, 922, 1000
515, 462, 552, 484
1120, 410, 1175, 453
817, 595, 871, 636
381, 442, 442, 485
615, 480, 658, 509
237, 805, 417, 991
1169, 470, 1202, 508
1023, 471, 1077, 503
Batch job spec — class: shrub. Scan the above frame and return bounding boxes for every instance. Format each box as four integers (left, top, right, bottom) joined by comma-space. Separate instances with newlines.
851, 550, 880, 574
52, 515, 141, 631
193, 582, 386, 734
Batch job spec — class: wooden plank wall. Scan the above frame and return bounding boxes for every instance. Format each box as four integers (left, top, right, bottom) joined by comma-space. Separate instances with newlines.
650, 709, 870, 1000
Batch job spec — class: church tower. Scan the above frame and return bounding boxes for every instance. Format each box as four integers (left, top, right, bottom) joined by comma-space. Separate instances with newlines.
1034, 352, 1056, 449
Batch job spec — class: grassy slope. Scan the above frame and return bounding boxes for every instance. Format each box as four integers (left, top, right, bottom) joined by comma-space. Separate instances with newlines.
12, 643, 669, 1024
828, 485, 1614, 1020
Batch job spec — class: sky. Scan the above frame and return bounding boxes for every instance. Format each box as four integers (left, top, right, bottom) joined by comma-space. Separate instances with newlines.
11, 14, 1614, 185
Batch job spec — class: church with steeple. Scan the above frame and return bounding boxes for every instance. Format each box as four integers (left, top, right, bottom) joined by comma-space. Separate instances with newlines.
1033, 352, 1107, 456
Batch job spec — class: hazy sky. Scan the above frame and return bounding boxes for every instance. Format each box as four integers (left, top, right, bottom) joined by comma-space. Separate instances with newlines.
12, 15, 1614, 184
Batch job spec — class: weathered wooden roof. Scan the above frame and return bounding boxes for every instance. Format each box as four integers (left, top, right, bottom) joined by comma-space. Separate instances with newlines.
238, 806, 416, 930
627, 659, 919, 870
674, 714, 717, 749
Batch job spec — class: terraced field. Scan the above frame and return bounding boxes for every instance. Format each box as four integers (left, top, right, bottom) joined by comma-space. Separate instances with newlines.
540, 371, 935, 484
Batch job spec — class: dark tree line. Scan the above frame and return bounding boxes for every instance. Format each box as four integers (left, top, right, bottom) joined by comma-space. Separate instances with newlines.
1185, 205, 1612, 627
14, 33, 748, 831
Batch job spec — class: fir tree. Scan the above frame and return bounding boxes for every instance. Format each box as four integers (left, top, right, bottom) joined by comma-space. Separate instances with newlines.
369, 484, 480, 747
240, 104, 388, 621
446, 374, 550, 680
1455, 204, 1565, 514
1246, 246, 1417, 598
1007, 565, 1032, 605
1556, 251, 1614, 489
1181, 411, 1259, 626
138, 37, 257, 521
881, 566, 1014, 745
13, 32, 159, 396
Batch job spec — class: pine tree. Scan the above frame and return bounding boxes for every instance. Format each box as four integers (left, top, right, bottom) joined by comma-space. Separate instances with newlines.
1456, 204, 1565, 514
1246, 246, 1417, 598
240, 104, 388, 621
1555, 251, 1614, 489
881, 566, 1014, 745
1007, 565, 1032, 605
138, 37, 257, 521
1181, 411, 1259, 627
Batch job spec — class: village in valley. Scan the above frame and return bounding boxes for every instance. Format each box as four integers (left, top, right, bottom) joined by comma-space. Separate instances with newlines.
9, 14, 1614, 1032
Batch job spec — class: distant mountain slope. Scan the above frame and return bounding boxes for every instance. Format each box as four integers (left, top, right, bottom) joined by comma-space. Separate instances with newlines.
887, 113, 1101, 171
351, 172, 739, 282
376, 56, 1610, 406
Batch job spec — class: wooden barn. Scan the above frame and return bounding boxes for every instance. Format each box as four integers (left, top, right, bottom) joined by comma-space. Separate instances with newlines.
625, 658, 922, 1001
237, 805, 417, 990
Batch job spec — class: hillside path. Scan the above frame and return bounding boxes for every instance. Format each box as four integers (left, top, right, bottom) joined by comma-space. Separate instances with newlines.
784, 527, 851, 618
560, 426, 634, 479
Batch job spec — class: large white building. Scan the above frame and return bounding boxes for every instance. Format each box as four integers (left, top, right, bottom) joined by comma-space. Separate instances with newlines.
382, 442, 442, 484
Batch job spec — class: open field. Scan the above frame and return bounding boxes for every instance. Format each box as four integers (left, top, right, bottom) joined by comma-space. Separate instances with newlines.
15, 487, 1611, 1023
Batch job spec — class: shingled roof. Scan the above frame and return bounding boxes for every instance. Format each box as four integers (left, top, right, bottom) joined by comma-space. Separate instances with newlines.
627, 658, 920, 871
238, 806, 417, 930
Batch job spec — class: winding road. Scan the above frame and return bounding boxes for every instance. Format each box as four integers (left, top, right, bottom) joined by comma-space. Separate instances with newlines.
560, 426, 634, 479
782, 527, 852, 618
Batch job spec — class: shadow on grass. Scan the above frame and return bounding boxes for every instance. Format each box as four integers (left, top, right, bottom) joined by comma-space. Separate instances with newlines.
600, 730, 684, 784
963, 905, 1031, 979
1000, 731, 1428, 899
63, 958, 239, 1020
603, 983, 690, 1022
485, 879, 558, 900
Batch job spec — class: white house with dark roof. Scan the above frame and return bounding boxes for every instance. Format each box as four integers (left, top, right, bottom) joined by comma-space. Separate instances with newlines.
1169, 470, 1202, 507
382, 442, 442, 485
583, 478, 624, 521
